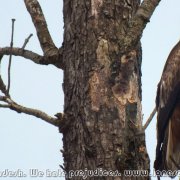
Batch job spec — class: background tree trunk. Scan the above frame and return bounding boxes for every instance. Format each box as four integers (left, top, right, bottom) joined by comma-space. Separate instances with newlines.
60, 0, 150, 179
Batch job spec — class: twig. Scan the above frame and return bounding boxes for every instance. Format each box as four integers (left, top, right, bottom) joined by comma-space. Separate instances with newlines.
22, 33, 33, 49
136, 107, 156, 136
0, 104, 10, 108
7, 19, 15, 95
0, 55, 3, 74
142, 107, 156, 131
0, 76, 8, 95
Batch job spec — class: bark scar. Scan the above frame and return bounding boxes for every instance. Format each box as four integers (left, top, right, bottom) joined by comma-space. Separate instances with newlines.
112, 51, 138, 105
89, 38, 111, 111
89, 72, 101, 111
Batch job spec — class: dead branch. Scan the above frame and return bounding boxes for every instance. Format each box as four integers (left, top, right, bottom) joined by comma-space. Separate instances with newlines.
7, 19, 15, 94
0, 95, 63, 127
121, 0, 161, 51
0, 104, 10, 108
23, 0, 65, 69
0, 1, 64, 70
0, 55, 64, 127
138, 0, 161, 20
0, 47, 63, 68
0, 47, 42, 63
136, 107, 156, 136
22, 33, 33, 49
0, 76, 8, 96
142, 107, 156, 131
24, 0, 58, 57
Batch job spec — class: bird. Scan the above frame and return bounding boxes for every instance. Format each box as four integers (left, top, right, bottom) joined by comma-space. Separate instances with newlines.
154, 40, 180, 179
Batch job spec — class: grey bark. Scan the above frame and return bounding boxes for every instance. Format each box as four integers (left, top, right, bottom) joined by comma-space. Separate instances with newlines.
61, 0, 150, 179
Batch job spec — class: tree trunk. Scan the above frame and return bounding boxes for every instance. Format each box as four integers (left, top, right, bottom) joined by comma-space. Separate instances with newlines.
60, 0, 150, 179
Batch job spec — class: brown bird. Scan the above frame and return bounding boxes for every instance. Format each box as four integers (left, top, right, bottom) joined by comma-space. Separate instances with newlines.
154, 40, 180, 179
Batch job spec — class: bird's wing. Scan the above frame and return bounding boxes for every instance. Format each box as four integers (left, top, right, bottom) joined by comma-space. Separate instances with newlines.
154, 40, 180, 172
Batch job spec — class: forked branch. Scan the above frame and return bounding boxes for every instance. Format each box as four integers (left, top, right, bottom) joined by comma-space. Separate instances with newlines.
121, 0, 161, 51
24, 0, 58, 58
0, 54, 63, 127
23, 0, 64, 68
1, 0, 64, 70
0, 53, 64, 127
0, 4, 65, 127
22, 33, 33, 49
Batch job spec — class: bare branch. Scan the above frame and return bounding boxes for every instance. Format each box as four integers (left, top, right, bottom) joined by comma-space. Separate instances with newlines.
0, 104, 10, 108
22, 33, 33, 49
136, 107, 156, 136
24, 0, 58, 57
0, 95, 63, 127
121, 0, 161, 51
0, 1, 65, 69
0, 95, 7, 102
0, 47, 63, 68
10, 102, 61, 126
0, 47, 42, 63
23, 0, 65, 69
138, 0, 161, 21
0, 76, 8, 96
0, 74, 64, 127
7, 19, 15, 94
142, 107, 156, 131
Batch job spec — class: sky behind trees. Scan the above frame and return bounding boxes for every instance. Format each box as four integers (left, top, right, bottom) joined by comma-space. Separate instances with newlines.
0, 1, 180, 179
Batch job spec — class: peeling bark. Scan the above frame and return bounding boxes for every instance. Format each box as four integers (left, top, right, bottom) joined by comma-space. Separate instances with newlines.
61, 0, 150, 179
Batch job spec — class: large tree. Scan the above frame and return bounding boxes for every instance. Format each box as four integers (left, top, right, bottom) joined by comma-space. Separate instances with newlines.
0, 0, 162, 179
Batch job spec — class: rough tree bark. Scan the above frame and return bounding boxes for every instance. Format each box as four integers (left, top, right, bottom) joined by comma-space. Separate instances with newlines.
61, 0, 149, 179
0, 0, 162, 179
